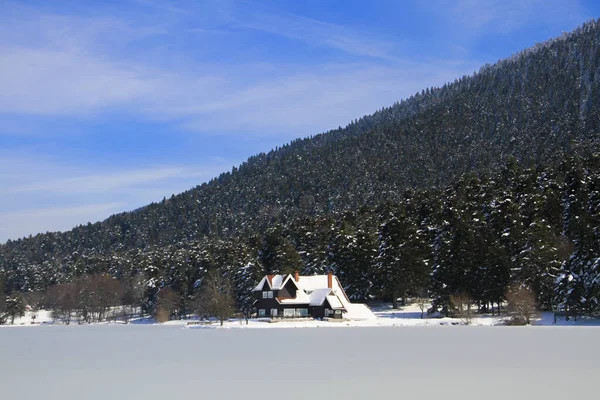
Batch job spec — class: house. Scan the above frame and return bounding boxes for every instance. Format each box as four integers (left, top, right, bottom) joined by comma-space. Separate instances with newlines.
253, 271, 375, 320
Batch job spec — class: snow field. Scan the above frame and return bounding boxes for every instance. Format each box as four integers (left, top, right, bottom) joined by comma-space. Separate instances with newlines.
1, 323, 599, 400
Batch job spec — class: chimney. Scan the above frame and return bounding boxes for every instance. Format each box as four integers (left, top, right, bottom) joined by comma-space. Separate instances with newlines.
294, 271, 299, 282
327, 271, 332, 289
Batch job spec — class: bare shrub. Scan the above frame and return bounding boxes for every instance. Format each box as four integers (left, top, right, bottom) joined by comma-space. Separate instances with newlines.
450, 293, 473, 325
155, 307, 171, 323
68, 274, 126, 323
46, 283, 77, 325
155, 286, 179, 322
122, 273, 147, 320
195, 270, 236, 326
415, 297, 428, 319
506, 284, 537, 325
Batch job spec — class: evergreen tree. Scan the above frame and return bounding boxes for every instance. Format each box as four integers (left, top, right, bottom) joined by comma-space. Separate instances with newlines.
5, 294, 25, 324
329, 219, 377, 301
377, 204, 430, 309
0, 272, 5, 324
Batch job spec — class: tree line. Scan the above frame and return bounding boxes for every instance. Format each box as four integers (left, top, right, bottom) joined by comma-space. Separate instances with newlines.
0, 270, 237, 326
2, 154, 600, 324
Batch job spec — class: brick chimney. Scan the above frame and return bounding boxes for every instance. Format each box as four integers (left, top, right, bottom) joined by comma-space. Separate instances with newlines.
294, 271, 300, 282
327, 271, 332, 289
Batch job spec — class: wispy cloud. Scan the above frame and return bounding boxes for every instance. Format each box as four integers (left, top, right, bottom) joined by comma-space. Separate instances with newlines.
236, 11, 398, 60
0, 46, 153, 116
177, 62, 478, 137
0, 6, 478, 138
8, 166, 208, 194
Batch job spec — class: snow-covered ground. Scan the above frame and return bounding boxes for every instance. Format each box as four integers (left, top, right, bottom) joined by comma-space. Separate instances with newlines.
6, 303, 599, 329
0, 323, 598, 400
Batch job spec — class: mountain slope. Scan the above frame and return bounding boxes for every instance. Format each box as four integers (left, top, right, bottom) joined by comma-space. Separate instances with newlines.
2, 20, 600, 294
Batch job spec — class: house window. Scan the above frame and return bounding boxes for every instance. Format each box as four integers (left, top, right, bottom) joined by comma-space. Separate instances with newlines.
268, 291, 273, 298
295, 308, 309, 317
262, 291, 273, 299
271, 309, 278, 317
258, 309, 266, 317
325, 309, 330, 317
283, 309, 295, 318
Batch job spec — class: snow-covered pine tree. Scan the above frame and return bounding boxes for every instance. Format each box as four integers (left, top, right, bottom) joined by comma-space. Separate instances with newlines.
377, 202, 430, 309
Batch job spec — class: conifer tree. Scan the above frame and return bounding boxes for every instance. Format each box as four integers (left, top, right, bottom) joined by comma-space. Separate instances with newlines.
377, 204, 430, 309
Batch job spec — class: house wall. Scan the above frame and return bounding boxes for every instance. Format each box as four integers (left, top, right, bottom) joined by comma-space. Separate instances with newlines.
255, 299, 339, 319
309, 299, 341, 319
309, 305, 326, 319
254, 292, 308, 317
255, 292, 315, 317
254, 295, 279, 316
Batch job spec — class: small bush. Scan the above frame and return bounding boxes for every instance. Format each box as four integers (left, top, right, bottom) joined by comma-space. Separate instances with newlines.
506, 284, 537, 325
155, 307, 170, 323
504, 316, 528, 326
449, 293, 473, 325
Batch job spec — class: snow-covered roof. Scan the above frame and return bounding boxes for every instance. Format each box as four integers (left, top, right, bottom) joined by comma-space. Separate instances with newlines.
278, 289, 310, 305
308, 288, 333, 306
270, 274, 285, 289
297, 275, 327, 290
253, 274, 296, 292
325, 295, 343, 309
343, 303, 376, 320
255, 274, 341, 292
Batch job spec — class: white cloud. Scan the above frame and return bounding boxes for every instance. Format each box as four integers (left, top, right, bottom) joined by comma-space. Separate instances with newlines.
0, 2, 480, 140
0, 46, 153, 115
0, 26, 477, 137
8, 166, 207, 194
236, 11, 398, 60
177, 62, 479, 137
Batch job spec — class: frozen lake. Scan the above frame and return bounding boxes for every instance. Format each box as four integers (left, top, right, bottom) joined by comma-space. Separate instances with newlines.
1, 325, 598, 400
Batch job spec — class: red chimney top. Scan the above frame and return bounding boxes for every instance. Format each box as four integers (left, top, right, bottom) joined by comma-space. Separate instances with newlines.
294, 271, 299, 282
327, 271, 333, 289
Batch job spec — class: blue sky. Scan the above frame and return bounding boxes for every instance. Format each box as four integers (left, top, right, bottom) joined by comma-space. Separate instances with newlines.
1, 0, 598, 242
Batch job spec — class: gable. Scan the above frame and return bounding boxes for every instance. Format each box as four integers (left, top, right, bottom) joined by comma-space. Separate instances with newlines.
253, 276, 273, 292
282, 276, 299, 292
260, 280, 270, 291
325, 295, 344, 309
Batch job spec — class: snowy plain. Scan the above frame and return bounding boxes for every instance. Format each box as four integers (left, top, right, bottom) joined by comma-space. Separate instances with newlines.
1, 323, 598, 400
